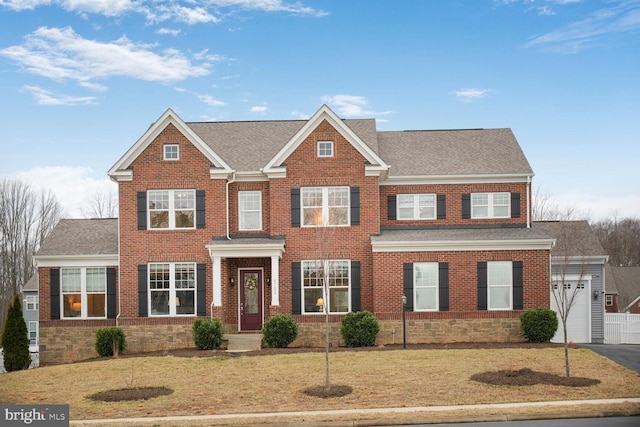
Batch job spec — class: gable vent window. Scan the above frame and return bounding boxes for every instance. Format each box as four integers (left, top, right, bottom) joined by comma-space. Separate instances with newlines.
317, 141, 334, 157
164, 144, 179, 161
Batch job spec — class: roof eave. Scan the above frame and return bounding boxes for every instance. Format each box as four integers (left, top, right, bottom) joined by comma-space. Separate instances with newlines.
380, 173, 534, 186
34, 254, 119, 267
371, 238, 555, 253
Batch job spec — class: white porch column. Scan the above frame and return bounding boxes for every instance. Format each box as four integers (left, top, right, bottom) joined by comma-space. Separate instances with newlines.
271, 255, 280, 306
213, 255, 222, 307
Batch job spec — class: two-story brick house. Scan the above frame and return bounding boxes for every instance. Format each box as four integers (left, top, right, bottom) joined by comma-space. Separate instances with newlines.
35, 105, 556, 364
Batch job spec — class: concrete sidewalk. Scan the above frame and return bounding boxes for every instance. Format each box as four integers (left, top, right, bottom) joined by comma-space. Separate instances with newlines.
71, 398, 640, 426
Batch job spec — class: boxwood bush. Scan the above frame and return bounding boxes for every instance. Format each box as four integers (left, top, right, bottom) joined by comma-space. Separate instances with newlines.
262, 314, 298, 348
520, 308, 558, 342
95, 327, 126, 357
340, 310, 380, 347
192, 318, 224, 350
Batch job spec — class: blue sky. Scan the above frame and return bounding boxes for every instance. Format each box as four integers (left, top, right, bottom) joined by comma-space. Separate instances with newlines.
1, 0, 638, 220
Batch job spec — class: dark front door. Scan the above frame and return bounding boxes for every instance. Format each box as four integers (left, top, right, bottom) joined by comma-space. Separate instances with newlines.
240, 270, 262, 331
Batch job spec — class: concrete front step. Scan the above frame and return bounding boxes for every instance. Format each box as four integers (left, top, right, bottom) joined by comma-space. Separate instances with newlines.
225, 334, 263, 352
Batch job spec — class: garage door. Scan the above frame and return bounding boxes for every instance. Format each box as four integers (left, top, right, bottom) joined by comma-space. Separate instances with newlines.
550, 281, 590, 343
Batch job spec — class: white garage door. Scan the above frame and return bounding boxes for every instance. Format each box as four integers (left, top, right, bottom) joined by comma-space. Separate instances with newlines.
550, 281, 590, 343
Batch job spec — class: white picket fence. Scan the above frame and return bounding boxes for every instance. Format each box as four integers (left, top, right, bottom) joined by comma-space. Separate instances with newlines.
604, 313, 640, 344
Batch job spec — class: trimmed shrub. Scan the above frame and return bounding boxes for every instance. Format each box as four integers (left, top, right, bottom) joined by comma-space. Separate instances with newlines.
262, 315, 298, 348
2, 294, 31, 372
340, 311, 380, 347
95, 327, 126, 357
192, 318, 224, 350
520, 308, 558, 342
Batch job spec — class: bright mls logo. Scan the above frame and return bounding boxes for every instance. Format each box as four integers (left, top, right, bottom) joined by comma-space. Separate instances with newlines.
1, 405, 68, 426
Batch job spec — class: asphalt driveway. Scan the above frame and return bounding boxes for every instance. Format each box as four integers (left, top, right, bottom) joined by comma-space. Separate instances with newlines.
582, 344, 640, 374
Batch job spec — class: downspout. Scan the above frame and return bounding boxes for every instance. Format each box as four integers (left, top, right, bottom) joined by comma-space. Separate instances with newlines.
226, 171, 236, 240
116, 208, 122, 327
526, 175, 531, 228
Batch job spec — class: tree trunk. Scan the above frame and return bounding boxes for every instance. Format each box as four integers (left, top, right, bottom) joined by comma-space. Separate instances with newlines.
325, 309, 330, 388
563, 322, 570, 378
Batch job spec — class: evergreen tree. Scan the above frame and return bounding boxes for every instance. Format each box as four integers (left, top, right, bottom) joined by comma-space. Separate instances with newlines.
2, 294, 31, 372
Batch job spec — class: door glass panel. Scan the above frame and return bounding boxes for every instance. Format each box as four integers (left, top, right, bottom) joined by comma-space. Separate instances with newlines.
244, 273, 259, 314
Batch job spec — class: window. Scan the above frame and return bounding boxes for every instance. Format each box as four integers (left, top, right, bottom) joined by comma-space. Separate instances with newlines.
239, 191, 262, 230
302, 260, 350, 314
317, 141, 333, 157
148, 189, 195, 229
487, 261, 512, 310
302, 186, 349, 226
149, 263, 195, 316
605, 295, 613, 306
26, 295, 38, 310
414, 263, 438, 311
164, 144, 179, 160
28, 321, 38, 342
61, 267, 106, 318
472, 192, 510, 218
398, 194, 436, 220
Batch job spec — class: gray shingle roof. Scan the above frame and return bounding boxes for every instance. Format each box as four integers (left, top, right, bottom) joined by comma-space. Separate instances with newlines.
606, 266, 640, 310
22, 275, 38, 291
533, 221, 607, 258
377, 128, 533, 177
372, 226, 553, 243
36, 218, 118, 257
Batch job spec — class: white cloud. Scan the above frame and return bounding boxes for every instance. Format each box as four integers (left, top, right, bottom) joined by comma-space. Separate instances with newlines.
174, 86, 227, 106
205, 0, 328, 17
23, 85, 97, 105
250, 104, 268, 114
0, 26, 211, 87
320, 95, 392, 118
452, 88, 491, 102
9, 166, 117, 218
0, 0, 136, 15
171, 5, 220, 24
290, 110, 309, 119
157, 28, 182, 36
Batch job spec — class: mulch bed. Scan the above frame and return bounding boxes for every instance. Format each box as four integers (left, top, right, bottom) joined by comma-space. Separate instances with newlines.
88, 386, 173, 402
471, 368, 600, 387
303, 384, 353, 398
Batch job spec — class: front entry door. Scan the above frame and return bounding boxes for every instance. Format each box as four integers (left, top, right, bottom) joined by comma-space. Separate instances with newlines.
240, 270, 262, 331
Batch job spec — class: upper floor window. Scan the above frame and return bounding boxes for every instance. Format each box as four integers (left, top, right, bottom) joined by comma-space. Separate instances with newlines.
414, 262, 439, 311
302, 186, 349, 227
239, 191, 262, 230
605, 295, 613, 306
472, 192, 510, 218
148, 190, 195, 229
61, 267, 106, 319
25, 295, 39, 310
398, 194, 436, 220
488, 261, 512, 310
164, 144, 179, 160
149, 262, 195, 316
317, 141, 334, 157
302, 260, 350, 314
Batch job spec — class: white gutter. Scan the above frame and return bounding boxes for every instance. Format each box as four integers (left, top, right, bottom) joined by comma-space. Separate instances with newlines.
226, 171, 236, 240
527, 176, 531, 228
116, 216, 121, 327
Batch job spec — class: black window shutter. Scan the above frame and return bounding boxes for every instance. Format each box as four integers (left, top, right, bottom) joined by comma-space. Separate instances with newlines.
292, 262, 301, 314
107, 268, 117, 319
197, 264, 206, 316
513, 261, 523, 310
388, 195, 397, 220
196, 190, 206, 228
291, 188, 300, 227
50, 268, 60, 320
350, 187, 360, 226
138, 265, 148, 317
351, 261, 361, 312
403, 263, 414, 311
437, 194, 446, 219
477, 262, 487, 310
137, 191, 147, 230
462, 194, 471, 219
439, 262, 449, 311
511, 192, 521, 218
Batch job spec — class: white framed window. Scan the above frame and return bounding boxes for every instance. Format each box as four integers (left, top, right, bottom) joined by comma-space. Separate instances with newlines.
239, 191, 262, 230
605, 295, 613, 306
414, 263, 438, 311
488, 261, 512, 310
26, 295, 39, 310
164, 144, 179, 160
398, 194, 436, 220
28, 321, 38, 342
302, 186, 349, 227
61, 267, 106, 319
148, 189, 195, 229
149, 263, 195, 316
302, 260, 350, 314
472, 192, 510, 218
317, 141, 334, 157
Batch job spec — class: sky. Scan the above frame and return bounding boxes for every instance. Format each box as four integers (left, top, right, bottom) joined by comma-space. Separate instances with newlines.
1, 0, 638, 221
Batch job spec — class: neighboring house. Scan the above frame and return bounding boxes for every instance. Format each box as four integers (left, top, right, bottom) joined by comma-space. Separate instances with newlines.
605, 266, 640, 313
21, 275, 39, 350
534, 221, 608, 344
35, 105, 556, 364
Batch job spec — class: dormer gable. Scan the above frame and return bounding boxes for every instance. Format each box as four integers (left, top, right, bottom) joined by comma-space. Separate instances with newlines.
108, 108, 232, 182
262, 105, 389, 178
